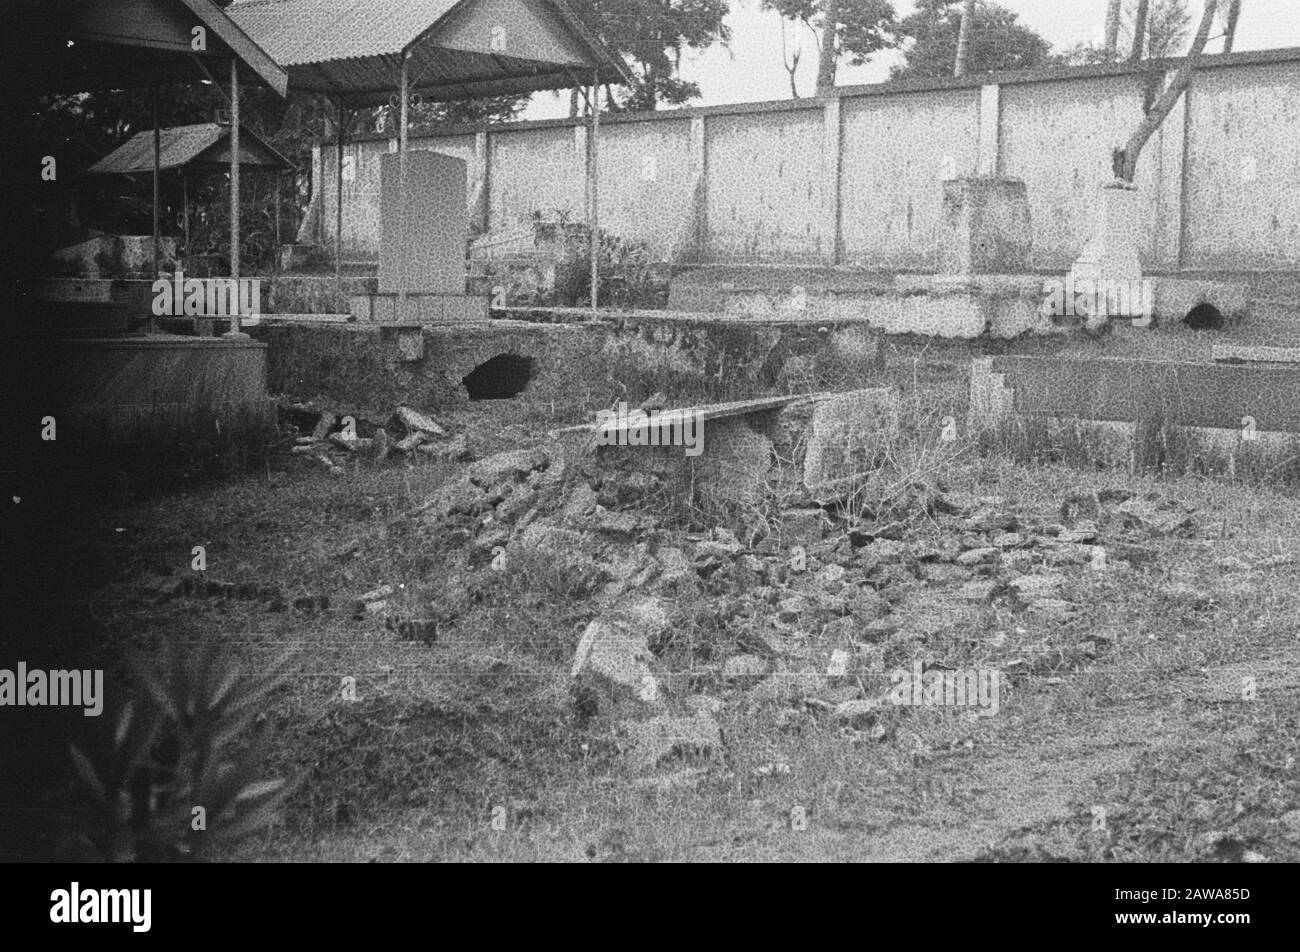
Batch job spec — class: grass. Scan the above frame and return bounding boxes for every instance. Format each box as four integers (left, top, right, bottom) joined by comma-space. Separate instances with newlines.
13, 347, 1300, 863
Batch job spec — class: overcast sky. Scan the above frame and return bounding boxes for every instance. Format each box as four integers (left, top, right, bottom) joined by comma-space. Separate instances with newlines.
525, 0, 1300, 119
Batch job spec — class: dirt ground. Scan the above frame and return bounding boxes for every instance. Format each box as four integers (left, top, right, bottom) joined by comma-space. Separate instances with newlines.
17, 351, 1299, 864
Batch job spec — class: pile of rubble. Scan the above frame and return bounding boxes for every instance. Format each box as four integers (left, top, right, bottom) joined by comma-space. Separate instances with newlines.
415, 434, 1206, 785
287, 404, 473, 473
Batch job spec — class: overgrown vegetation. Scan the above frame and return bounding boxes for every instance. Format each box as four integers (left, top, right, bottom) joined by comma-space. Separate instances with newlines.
63, 641, 293, 862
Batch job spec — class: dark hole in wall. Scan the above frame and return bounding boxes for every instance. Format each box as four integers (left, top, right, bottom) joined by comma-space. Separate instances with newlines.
462, 353, 536, 400
1184, 303, 1225, 330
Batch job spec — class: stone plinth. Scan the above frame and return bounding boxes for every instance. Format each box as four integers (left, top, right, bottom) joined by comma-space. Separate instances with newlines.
938, 177, 1032, 276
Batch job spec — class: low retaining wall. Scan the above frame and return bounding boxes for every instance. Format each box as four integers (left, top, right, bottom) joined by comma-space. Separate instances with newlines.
251, 315, 885, 417
49, 336, 272, 432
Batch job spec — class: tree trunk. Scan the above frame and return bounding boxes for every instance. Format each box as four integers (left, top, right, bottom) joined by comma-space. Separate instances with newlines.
781, 21, 802, 99
954, 0, 975, 78
1130, 0, 1151, 61
1117, 0, 1220, 183
1223, 0, 1242, 53
570, 87, 580, 119
1104, 0, 1123, 59
816, 0, 841, 94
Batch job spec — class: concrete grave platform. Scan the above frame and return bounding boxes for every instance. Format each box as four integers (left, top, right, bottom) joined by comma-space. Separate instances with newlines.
969, 355, 1300, 434
349, 292, 488, 325
666, 266, 1253, 339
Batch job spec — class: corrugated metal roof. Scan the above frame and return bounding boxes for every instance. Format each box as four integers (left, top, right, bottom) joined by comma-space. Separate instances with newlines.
228, 0, 460, 66
19, 0, 289, 97
89, 123, 294, 174
228, 0, 631, 104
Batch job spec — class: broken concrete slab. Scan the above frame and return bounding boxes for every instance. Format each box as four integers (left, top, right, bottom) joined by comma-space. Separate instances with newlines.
396, 405, 447, 438
803, 388, 901, 499
467, 447, 550, 487
571, 597, 673, 712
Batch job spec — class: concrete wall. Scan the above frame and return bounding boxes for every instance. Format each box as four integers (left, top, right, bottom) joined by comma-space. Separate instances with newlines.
316, 48, 1300, 273
840, 88, 980, 270
1183, 60, 1300, 270
254, 317, 883, 414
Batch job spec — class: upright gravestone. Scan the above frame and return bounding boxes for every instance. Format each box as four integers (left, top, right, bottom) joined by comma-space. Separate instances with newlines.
379, 150, 467, 296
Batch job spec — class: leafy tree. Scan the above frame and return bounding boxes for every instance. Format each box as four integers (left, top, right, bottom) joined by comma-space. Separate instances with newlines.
890, 0, 1052, 80
371, 95, 528, 137
763, 0, 897, 95
566, 0, 731, 111
1057, 0, 1193, 66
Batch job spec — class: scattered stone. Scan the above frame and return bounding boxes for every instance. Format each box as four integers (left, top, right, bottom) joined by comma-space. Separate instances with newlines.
1118, 497, 1194, 536
495, 483, 538, 524
1009, 574, 1063, 602
386, 617, 438, 644
467, 447, 549, 488
310, 411, 336, 440
1043, 542, 1094, 566
395, 432, 426, 453
965, 508, 1018, 534
329, 432, 375, 454
358, 584, 394, 602
622, 715, 723, 773
694, 537, 741, 561
991, 532, 1025, 549
396, 406, 447, 438
956, 547, 998, 567
858, 538, 911, 567
591, 506, 642, 536
571, 598, 671, 711
559, 482, 599, 525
